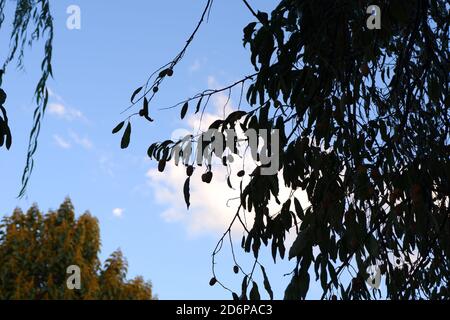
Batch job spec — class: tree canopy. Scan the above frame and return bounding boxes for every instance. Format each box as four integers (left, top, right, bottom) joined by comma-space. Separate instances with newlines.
116, 0, 449, 300
0, 198, 154, 300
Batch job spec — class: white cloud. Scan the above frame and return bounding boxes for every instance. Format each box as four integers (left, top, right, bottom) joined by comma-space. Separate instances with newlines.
189, 59, 202, 72
48, 102, 85, 121
48, 87, 64, 102
147, 163, 242, 236
112, 208, 124, 218
48, 103, 65, 116
145, 76, 310, 237
53, 134, 71, 149
99, 154, 115, 177
69, 130, 93, 149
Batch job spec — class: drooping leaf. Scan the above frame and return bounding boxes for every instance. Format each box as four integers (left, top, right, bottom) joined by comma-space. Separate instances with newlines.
158, 159, 166, 172
249, 281, 260, 300
181, 102, 189, 119
241, 275, 248, 300
143, 97, 149, 113
299, 271, 310, 299
5, 128, 11, 150
294, 197, 304, 219
195, 96, 203, 114
183, 177, 191, 209
201, 171, 213, 184
227, 176, 233, 189
120, 122, 131, 149
260, 265, 274, 300
112, 121, 125, 134
131, 87, 143, 103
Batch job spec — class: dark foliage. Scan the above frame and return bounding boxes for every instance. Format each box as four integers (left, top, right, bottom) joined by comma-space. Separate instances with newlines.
117, 0, 449, 300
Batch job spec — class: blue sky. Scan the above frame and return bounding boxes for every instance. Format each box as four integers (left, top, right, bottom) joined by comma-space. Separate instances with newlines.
0, 0, 327, 299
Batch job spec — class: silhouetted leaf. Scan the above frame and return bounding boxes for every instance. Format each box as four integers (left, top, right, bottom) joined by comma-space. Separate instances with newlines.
131, 87, 143, 103
112, 121, 125, 134
158, 159, 166, 172
233, 265, 239, 274
0, 89, 6, 104
260, 265, 274, 300
227, 176, 233, 189
5, 125, 11, 150
143, 97, 149, 113
209, 119, 223, 130
184, 177, 191, 209
201, 171, 213, 184
249, 281, 261, 300
294, 197, 304, 219
241, 275, 248, 300
195, 96, 203, 114
121, 122, 131, 149
299, 271, 310, 299
181, 102, 188, 119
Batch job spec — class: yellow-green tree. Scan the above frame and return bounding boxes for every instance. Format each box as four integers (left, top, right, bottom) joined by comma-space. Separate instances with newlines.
0, 198, 154, 300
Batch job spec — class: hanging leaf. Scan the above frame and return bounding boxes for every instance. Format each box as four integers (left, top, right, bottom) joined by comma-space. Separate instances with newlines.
241, 275, 248, 300
158, 159, 166, 172
284, 274, 300, 300
195, 96, 203, 114
183, 177, 191, 209
260, 265, 274, 300
201, 171, 213, 183
181, 102, 189, 119
299, 271, 310, 299
249, 281, 261, 300
209, 119, 223, 130
120, 122, 131, 149
294, 197, 304, 219
131, 87, 143, 103
227, 176, 233, 189
5, 126, 11, 150
112, 121, 125, 134
143, 97, 149, 113
0, 89, 6, 104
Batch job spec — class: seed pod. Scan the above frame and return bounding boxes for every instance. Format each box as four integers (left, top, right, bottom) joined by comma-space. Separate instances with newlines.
202, 171, 213, 183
